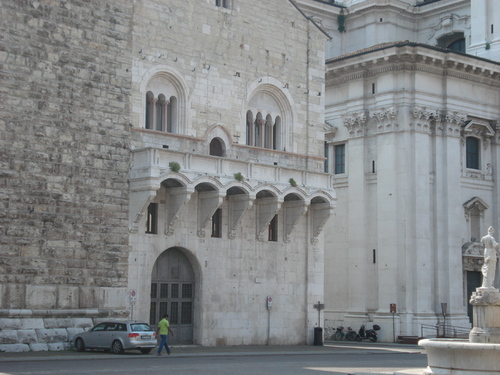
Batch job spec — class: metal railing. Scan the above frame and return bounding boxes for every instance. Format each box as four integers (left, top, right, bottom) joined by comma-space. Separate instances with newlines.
420, 323, 470, 339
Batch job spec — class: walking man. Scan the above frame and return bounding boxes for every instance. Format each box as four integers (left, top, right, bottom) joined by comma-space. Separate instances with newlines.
156, 313, 174, 356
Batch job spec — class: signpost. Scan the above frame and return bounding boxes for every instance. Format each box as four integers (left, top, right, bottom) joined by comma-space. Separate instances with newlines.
441, 303, 447, 337
267, 296, 272, 346
314, 301, 325, 327
390, 303, 396, 343
130, 289, 137, 320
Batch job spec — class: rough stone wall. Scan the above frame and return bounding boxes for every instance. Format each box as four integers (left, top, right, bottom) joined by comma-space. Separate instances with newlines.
0, 0, 133, 320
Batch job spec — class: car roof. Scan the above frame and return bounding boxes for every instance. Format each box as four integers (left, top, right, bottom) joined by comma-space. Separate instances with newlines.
96, 321, 150, 325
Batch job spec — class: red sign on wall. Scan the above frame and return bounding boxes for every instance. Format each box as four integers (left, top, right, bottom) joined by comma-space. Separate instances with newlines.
390, 303, 396, 313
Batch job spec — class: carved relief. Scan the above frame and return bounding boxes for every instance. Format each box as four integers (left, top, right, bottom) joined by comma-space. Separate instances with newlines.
343, 112, 367, 138
462, 242, 484, 272
443, 111, 465, 137
410, 106, 440, 134
427, 14, 470, 41
371, 106, 398, 133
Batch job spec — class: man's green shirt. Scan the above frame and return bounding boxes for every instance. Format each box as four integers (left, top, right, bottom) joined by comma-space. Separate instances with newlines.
158, 318, 170, 335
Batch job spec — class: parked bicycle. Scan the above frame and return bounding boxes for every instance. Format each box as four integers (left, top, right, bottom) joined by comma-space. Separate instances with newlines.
332, 325, 357, 341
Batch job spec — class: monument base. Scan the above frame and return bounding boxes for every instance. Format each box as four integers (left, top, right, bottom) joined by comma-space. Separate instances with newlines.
419, 338, 500, 375
469, 289, 500, 343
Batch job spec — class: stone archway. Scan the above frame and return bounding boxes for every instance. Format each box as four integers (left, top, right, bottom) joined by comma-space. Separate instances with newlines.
151, 247, 195, 344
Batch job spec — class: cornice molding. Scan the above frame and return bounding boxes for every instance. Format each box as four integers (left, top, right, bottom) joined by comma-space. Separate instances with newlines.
327, 53, 500, 88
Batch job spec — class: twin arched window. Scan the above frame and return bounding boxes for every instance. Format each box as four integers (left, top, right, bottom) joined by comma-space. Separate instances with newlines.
145, 91, 178, 133
246, 111, 281, 150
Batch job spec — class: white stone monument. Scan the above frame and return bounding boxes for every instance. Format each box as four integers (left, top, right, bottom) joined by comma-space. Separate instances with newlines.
469, 226, 500, 343
419, 227, 500, 375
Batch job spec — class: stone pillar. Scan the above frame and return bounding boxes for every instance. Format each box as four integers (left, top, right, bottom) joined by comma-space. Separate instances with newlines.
469, 289, 500, 343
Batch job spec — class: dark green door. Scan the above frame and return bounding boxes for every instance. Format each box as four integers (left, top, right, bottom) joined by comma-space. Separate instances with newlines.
466, 271, 481, 323
151, 248, 194, 344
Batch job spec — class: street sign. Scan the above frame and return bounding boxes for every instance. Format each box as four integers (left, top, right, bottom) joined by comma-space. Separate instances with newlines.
130, 289, 137, 302
267, 296, 273, 309
390, 303, 396, 313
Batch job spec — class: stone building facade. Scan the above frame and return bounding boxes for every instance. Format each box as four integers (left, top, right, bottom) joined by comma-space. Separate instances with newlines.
300, 0, 500, 340
0, 0, 334, 350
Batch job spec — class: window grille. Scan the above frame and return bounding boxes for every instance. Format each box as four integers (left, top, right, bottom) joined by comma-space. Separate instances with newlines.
182, 284, 193, 298
181, 302, 193, 324
160, 283, 168, 298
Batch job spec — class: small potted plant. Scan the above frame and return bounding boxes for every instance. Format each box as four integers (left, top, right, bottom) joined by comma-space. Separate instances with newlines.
234, 172, 244, 181
169, 161, 181, 173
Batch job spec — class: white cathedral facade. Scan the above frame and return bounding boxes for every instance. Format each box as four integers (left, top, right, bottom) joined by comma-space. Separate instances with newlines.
0, 0, 499, 351
301, 0, 500, 339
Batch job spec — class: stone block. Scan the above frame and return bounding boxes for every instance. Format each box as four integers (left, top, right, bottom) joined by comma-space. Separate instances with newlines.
21, 318, 45, 330
0, 318, 22, 329
47, 342, 65, 351
72, 317, 94, 328
57, 286, 79, 309
17, 329, 38, 344
25, 285, 57, 309
100, 287, 128, 309
29, 343, 49, 351
35, 329, 68, 344
0, 344, 30, 352
0, 330, 18, 344
44, 318, 72, 329
79, 286, 99, 308
2, 284, 25, 309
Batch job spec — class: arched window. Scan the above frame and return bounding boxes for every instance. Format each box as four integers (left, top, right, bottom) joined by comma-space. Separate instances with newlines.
144, 72, 185, 134
245, 84, 292, 152
209, 138, 225, 157
466, 137, 480, 170
437, 32, 465, 53
448, 38, 465, 53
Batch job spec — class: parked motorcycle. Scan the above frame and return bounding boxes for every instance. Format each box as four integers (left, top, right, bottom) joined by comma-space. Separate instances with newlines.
356, 324, 380, 342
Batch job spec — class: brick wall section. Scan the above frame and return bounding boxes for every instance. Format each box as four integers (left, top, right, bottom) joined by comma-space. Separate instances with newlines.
0, 0, 133, 310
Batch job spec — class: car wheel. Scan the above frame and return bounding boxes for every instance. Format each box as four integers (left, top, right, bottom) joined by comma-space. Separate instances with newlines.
111, 340, 124, 354
140, 348, 152, 354
75, 338, 85, 352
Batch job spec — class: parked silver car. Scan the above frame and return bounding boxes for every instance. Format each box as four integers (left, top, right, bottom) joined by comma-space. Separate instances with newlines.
73, 321, 157, 354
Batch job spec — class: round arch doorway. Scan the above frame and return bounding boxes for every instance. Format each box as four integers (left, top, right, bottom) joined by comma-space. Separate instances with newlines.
150, 247, 195, 344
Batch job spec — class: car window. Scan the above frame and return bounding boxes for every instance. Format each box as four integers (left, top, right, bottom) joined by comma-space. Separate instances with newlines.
117, 324, 127, 331
92, 323, 107, 332
130, 323, 153, 332
105, 323, 118, 331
